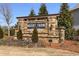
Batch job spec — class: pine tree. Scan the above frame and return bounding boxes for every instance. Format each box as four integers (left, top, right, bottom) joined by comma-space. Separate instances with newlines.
58, 3, 73, 39
0, 27, 4, 39
38, 4, 48, 16
29, 9, 36, 16
32, 27, 38, 43
17, 28, 22, 40
76, 29, 79, 36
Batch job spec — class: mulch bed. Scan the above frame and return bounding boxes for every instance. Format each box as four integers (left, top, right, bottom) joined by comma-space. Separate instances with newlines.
50, 40, 79, 53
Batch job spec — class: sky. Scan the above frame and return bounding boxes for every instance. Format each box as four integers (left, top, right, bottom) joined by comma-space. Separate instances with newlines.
0, 3, 76, 26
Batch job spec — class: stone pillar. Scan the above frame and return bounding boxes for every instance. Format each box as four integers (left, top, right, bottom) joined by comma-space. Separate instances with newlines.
59, 27, 65, 43
14, 29, 18, 40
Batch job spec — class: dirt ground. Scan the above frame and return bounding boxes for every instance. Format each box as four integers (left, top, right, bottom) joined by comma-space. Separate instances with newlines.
0, 46, 79, 56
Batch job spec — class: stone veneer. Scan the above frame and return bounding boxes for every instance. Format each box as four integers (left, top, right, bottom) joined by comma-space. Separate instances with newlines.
15, 14, 65, 43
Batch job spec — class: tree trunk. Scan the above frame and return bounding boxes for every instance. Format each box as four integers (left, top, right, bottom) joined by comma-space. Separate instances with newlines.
8, 25, 10, 37
49, 42, 51, 47
35, 43, 37, 48
33, 43, 37, 48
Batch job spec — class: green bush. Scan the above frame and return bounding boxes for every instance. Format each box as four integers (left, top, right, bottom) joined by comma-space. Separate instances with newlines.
0, 27, 4, 39
17, 28, 23, 40
10, 28, 15, 36
32, 27, 38, 43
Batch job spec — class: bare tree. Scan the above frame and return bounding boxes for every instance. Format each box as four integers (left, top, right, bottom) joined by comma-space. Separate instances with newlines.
0, 4, 12, 37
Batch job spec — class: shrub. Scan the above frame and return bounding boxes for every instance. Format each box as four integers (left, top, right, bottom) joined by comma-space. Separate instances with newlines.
10, 28, 15, 36
17, 28, 23, 40
32, 27, 38, 43
0, 27, 4, 39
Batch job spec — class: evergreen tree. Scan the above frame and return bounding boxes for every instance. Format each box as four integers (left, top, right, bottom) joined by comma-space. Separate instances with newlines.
10, 28, 15, 36
32, 27, 38, 43
76, 29, 79, 36
57, 3, 73, 39
29, 9, 36, 16
38, 4, 48, 16
0, 27, 4, 39
17, 28, 22, 40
